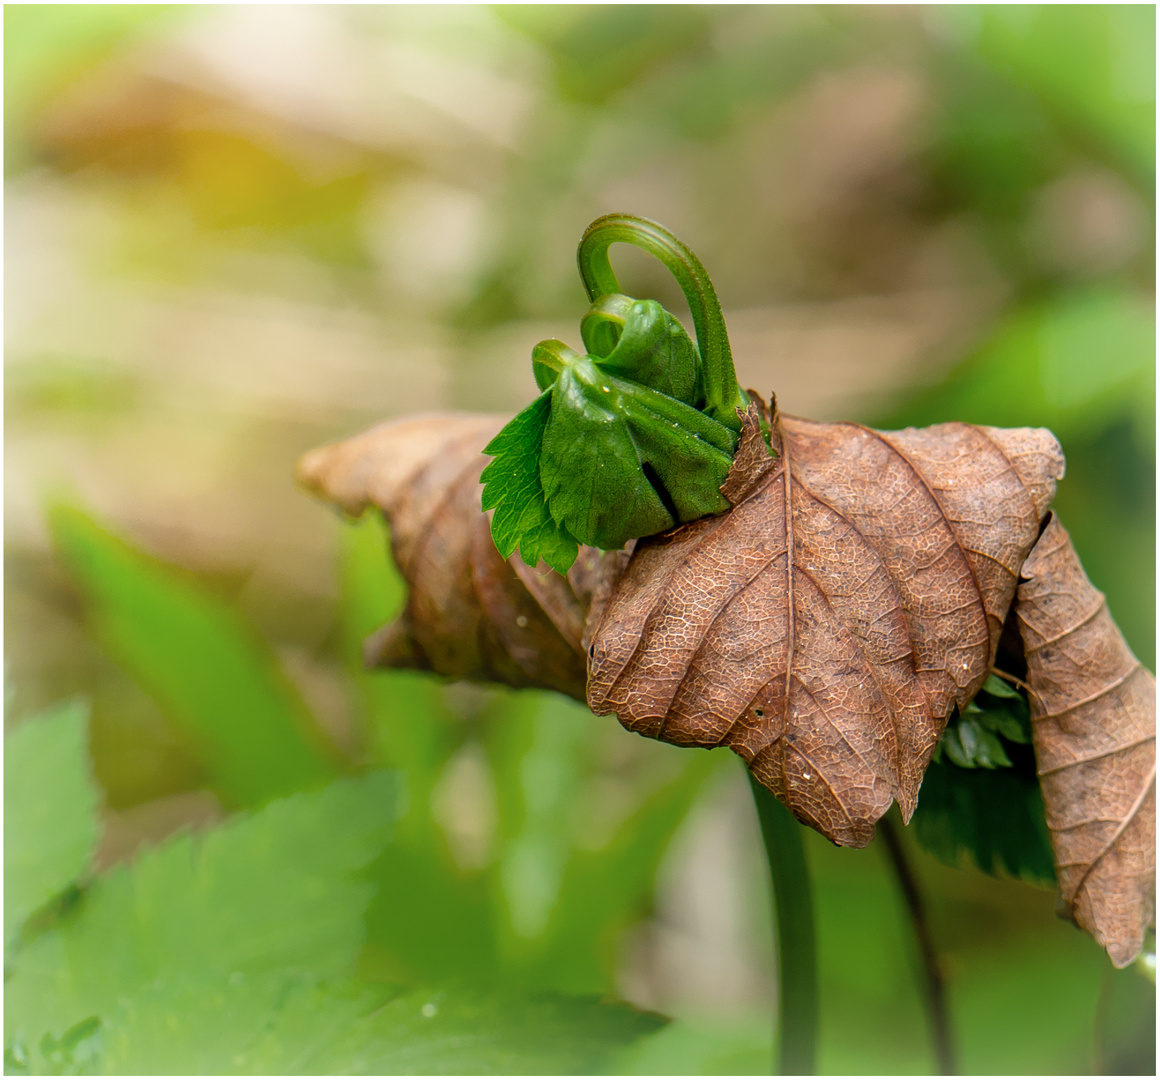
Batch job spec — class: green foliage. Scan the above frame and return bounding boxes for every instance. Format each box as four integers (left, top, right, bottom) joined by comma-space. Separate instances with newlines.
913, 756, 1056, 886
3, 718, 663, 1076
31, 503, 710, 1028
480, 390, 579, 573
482, 214, 755, 573
483, 691, 716, 992
481, 315, 736, 572
49, 504, 336, 807
57, 976, 660, 1076
340, 511, 501, 982
914, 676, 1054, 884
345, 510, 717, 991
5, 771, 399, 1046
964, 6, 1155, 187
4, 700, 98, 948
933, 676, 1031, 771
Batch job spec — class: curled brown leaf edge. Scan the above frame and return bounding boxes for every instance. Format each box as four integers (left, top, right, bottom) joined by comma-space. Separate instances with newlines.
296, 398, 1155, 966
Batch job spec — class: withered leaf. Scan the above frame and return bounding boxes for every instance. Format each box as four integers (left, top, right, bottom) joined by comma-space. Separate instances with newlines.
296, 414, 614, 702
1015, 513, 1156, 968
297, 402, 1155, 965
587, 402, 1064, 847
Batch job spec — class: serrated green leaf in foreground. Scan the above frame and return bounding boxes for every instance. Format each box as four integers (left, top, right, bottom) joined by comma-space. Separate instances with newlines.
92, 975, 664, 1075
5, 772, 399, 1062
4, 700, 98, 948
49, 504, 336, 808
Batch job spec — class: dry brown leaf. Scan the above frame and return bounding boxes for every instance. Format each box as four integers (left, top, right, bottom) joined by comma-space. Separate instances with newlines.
296, 414, 615, 701
297, 401, 1155, 963
1015, 513, 1156, 967
587, 401, 1064, 846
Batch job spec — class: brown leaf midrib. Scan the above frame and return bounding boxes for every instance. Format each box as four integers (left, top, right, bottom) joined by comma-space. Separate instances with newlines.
780, 420, 797, 764
597, 498, 754, 707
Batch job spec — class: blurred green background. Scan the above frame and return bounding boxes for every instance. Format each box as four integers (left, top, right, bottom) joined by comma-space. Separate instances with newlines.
5, 5, 1154, 1075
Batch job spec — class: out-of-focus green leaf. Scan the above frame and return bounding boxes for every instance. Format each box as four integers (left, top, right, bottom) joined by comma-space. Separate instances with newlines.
887, 288, 1155, 450
615, 1015, 773, 1076
485, 692, 591, 954
939, 716, 1012, 770
50, 505, 336, 807
980, 673, 1022, 701
912, 753, 1055, 886
962, 5, 1155, 187
531, 751, 718, 993
934, 680, 1028, 769
4, 700, 98, 947
340, 512, 498, 982
4, 772, 398, 1059
920, 677, 1051, 881
340, 511, 453, 789
970, 681, 1031, 745
362, 843, 499, 984
496, 5, 709, 107
89, 975, 664, 1076
481, 690, 716, 993
1094, 958, 1156, 1075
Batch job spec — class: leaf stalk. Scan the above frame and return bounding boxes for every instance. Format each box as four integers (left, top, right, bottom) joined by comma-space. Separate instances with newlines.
878, 815, 957, 1075
748, 772, 819, 1075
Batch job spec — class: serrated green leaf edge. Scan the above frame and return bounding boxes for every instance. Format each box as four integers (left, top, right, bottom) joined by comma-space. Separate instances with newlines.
4, 700, 98, 949
4, 772, 400, 1056
481, 391, 579, 574
88, 974, 665, 1075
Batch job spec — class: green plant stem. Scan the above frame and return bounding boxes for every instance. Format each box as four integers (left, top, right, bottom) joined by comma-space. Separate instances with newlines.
877, 816, 956, 1075
748, 772, 818, 1076
576, 213, 747, 429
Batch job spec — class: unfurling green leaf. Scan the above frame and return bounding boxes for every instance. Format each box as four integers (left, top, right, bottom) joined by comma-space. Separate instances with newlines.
540, 357, 733, 551
578, 293, 704, 405
482, 215, 760, 574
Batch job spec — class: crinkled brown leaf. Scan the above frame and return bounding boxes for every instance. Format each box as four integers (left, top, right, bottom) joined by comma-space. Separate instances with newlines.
1015, 513, 1156, 967
296, 414, 615, 702
297, 402, 1155, 964
587, 402, 1065, 846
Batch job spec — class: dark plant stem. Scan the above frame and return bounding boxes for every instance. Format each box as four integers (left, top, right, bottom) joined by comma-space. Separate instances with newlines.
878, 816, 956, 1075
748, 773, 818, 1076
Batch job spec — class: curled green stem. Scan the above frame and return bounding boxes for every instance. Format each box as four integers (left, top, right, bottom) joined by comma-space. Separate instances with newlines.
577, 213, 747, 429
748, 771, 819, 1075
